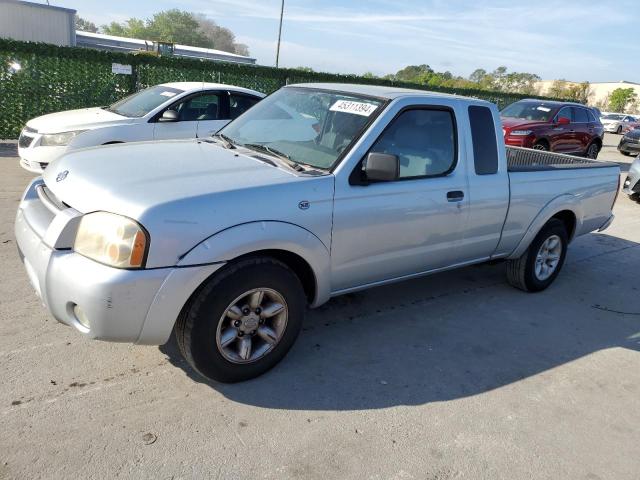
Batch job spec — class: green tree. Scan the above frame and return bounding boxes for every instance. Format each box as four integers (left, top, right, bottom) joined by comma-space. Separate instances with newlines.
102, 10, 250, 55
75, 16, 98, 33
608, 88, 638, 112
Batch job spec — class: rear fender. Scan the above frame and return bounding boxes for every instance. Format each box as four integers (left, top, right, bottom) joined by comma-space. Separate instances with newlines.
177, 221, 331, 307
507, 194, 583, 259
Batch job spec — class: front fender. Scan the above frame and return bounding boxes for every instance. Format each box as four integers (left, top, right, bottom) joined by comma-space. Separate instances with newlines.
507, 194, 583, 259
178, 221, 332, 307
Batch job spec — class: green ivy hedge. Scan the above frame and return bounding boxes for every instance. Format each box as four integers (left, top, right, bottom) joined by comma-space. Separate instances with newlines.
0, 38, 566, 139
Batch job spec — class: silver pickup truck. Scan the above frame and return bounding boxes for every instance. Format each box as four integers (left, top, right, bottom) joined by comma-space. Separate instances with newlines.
15, 83, 620, 382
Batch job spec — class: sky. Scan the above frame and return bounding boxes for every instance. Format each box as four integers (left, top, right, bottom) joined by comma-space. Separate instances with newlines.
48, 0, 639, 83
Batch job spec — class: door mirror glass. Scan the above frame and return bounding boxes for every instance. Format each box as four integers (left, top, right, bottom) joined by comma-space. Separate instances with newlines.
159, 109, 179, 122
557, 116, 570, 125
364, 152, 399, 182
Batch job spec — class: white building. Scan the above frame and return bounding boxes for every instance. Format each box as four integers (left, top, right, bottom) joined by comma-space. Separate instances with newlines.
0, 0, 76, 46
536, 79, 640, 113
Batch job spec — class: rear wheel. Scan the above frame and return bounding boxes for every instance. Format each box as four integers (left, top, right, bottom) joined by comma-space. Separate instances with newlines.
506, 219, 568, 292
175, 257, 306, 383
586, 142, 599, 159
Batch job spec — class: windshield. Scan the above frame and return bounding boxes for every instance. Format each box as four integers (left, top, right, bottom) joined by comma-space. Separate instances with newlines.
219, 87, 385, 170
501, 101, 558, 122
106, 85, 184, 117
602, 114, 624, 120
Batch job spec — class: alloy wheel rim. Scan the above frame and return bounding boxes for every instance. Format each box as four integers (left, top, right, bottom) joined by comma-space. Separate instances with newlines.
533, 144, 547, 151
588, 144, 598, 158
216, 288, 288, 364
534, 234, 562, 281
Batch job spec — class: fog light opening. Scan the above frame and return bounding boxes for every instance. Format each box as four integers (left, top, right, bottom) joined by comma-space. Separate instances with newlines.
72, 304, 90, 331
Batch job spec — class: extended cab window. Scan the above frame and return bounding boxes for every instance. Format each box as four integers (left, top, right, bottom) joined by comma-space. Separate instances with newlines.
370, 108, 456, 179
468, 105, 498, 175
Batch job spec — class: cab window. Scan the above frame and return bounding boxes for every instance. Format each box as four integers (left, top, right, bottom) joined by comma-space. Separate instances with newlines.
369, 108, 456, 179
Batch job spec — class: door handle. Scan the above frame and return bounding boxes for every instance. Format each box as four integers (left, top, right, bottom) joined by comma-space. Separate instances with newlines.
447, 191, 464, 202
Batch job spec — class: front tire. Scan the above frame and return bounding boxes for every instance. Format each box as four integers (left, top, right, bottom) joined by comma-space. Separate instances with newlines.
175, 257, 306, 383
506, 219, 568, 292
621, 151, 632, 156
616, 125, 622, 134
532, 141, 549, 152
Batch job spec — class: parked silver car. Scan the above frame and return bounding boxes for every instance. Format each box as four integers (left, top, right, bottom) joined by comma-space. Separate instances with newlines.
15, 84, 620, 382
18, 82, 264, 173
601, 113, 637, 134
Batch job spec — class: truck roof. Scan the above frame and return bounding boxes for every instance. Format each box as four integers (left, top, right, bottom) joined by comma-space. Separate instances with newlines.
288, 82, 492, 104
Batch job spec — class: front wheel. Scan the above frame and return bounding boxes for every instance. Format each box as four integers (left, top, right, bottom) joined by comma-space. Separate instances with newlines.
175, 257, 306, 382
621, 151, 632, 156
506, 219, 568, 292
616, 125, 622, 134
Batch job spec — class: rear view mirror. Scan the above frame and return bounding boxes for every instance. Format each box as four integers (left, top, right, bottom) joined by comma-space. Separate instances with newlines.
557, 116, 570, 125
159, 110, 179, 122
365, 152, 399, 182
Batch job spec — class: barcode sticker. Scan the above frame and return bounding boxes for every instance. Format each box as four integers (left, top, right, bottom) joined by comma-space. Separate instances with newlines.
330, 100, 378, 117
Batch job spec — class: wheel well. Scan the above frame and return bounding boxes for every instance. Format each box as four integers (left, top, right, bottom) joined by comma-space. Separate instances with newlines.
234, 249, 317, 303
533, 138, 550, 149
551, 210, 576, 240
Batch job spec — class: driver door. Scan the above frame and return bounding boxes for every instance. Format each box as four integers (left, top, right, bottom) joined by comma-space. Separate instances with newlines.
330, 107, 469, 292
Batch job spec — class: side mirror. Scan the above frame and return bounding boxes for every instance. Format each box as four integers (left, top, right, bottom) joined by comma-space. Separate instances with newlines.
557, 116, 570, 126
364, 152, 399, 182
159, 109, 179, 122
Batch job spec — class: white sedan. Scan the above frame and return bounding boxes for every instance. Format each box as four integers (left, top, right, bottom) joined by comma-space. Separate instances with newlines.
600, 113, 637, 134
18, 82, 265, 173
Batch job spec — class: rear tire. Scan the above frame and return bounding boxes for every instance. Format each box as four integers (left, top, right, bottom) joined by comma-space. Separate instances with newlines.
175, 257, 306, 383
506, 219, 568, 292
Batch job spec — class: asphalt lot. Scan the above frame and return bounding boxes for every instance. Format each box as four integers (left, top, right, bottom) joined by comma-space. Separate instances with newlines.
0, 133, 639, 480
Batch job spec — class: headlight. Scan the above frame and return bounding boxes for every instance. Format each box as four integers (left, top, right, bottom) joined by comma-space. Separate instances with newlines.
74, 212, 149, 268
40, 130, 85, 146
510, 130, 533, 136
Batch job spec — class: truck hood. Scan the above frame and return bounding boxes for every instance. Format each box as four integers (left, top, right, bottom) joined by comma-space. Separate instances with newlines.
500, 117, 548, 130
26, 107, 131, 134
43, 139, 334, 267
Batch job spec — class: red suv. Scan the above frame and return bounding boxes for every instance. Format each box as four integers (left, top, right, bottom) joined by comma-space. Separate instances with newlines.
501, 100, 604, 159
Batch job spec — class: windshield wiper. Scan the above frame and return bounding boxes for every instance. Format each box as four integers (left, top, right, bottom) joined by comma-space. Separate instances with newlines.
212, 133, 237, 149
241, 143, 307, 172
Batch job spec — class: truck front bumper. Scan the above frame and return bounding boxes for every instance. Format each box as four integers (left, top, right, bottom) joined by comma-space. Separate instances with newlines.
15, 180, 223, 345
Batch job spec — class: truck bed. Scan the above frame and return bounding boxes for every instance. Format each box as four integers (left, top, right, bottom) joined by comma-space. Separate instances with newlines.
506, 146, 616, 172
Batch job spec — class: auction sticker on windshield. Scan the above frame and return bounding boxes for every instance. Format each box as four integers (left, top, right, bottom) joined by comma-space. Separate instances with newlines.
160, 91, 178, 97
330, 100, 378, 117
